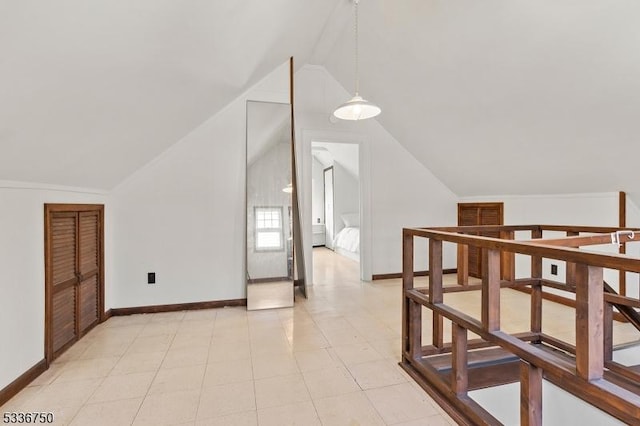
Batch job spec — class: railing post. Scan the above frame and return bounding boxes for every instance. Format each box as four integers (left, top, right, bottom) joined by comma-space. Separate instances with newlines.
457, 243, 469, 286
604, 301, 613, 362
408, 300, 422, 360
520, 360, 543, 426
500, 230, 515, 281
402, 229, 414, 359
531, 228, 543, 335
451, 324, 468, 396
566, 231, 579, 287
575, 263, 604, 381
482, 248, 501, 332
429, 238, 444, 348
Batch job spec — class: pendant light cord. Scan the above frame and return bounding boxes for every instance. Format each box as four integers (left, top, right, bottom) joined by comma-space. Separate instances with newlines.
354, 0, 359, 96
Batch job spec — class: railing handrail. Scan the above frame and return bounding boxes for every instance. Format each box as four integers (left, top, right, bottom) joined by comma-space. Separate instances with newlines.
404, 227, 640, 273
424, 224, 640, 233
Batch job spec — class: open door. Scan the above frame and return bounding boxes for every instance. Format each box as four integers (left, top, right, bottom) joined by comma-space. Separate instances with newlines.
323, 166, 335, 251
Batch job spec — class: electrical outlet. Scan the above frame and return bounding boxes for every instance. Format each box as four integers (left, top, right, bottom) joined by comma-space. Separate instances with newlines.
550, 264, 558, 276
148, 272, 156, 284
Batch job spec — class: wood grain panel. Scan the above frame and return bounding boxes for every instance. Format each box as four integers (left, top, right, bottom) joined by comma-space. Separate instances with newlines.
459, 208, 478, 226
78, 275, 98, 333
52, 285, 76, 353
51, 214, 76, 285
79, 212, 99, 275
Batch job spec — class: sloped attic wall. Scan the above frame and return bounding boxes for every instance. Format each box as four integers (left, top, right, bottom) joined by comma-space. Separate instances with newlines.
109, 63, 289, 308
0, 0, 343, 189
0, 182, 109, 391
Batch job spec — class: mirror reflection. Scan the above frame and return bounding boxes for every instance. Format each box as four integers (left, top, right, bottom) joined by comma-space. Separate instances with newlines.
246, 101, 294, 310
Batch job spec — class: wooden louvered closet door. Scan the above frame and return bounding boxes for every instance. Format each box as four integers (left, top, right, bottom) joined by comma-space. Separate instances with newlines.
46, 205, 104, 361
457, 203, 503, 278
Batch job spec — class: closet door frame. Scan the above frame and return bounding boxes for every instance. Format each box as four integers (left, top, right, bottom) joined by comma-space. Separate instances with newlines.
44, 203, 105, 365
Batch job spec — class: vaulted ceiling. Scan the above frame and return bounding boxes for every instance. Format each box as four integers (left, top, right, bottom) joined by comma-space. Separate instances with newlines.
320, 1, 640, 201
0, 0, 342, 188
3, 0, 640, 201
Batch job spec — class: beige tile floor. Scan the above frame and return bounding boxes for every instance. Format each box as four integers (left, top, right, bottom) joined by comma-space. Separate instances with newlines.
2, 248, 639, 425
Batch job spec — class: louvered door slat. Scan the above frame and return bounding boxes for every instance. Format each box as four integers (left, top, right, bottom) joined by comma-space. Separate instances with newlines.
51, 277, 76, 348
480, 208, 501, 238
459, 208, 478, 226
51, 214, 77, 285
79, 212, 99, 275
78, 275, 98, 333
77, 211, 100, 335
50, 212, 78, 354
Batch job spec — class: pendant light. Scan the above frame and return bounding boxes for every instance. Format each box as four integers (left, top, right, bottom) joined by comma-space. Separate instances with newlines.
333, 0, 381, 121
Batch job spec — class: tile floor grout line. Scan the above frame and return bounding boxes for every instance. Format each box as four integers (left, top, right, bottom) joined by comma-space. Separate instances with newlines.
286, 304, 323, 426
193, 310, 217, 423
55, 318, 141, 425
130, 313, 180, 426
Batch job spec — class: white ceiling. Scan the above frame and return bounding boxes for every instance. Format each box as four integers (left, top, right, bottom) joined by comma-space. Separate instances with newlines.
319, 0, 640, 201
247, 101, 290, 166
0, 0, 341, 188
3, 0, 640, 201
312, 142, 359, 179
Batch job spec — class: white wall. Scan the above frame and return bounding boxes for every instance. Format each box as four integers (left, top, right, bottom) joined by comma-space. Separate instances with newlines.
109, 62, 290, 308
471, 381, 624, 425
625, 197, 640, 298
311, 157, 325, 225
295, 65, 459, 280
0, 182, 108, 391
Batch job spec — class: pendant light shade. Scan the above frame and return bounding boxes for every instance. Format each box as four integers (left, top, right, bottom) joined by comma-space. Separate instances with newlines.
333, 0, 381, 121
333, 95, 381, 121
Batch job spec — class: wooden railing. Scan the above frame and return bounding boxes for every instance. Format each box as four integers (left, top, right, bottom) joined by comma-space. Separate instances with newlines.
401, 225, 640, 425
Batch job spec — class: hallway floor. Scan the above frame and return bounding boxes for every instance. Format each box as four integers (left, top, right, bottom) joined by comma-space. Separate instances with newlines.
2, 248, 639, 425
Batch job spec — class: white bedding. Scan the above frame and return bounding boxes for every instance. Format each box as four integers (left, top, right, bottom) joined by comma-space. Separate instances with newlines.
333, 226, 360, 253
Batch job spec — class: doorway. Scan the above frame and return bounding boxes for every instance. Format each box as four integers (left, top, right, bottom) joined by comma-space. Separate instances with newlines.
311, 142, 361, 272
44, 204, 105, 363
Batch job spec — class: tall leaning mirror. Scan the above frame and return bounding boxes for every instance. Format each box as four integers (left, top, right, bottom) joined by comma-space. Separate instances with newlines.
246, 101, 294, 310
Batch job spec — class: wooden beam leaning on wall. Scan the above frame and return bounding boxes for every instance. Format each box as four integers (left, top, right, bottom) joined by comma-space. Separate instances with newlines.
619, 191, 627, 296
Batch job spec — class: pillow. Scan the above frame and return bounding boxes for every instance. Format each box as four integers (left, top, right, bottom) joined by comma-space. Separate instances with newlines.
341, 213, 360, 227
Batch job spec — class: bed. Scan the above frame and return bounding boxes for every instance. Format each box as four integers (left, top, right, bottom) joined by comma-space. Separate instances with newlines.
333, 213, 360, 261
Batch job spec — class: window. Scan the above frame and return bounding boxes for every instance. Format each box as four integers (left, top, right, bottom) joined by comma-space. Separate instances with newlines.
255, 207, 284, 251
